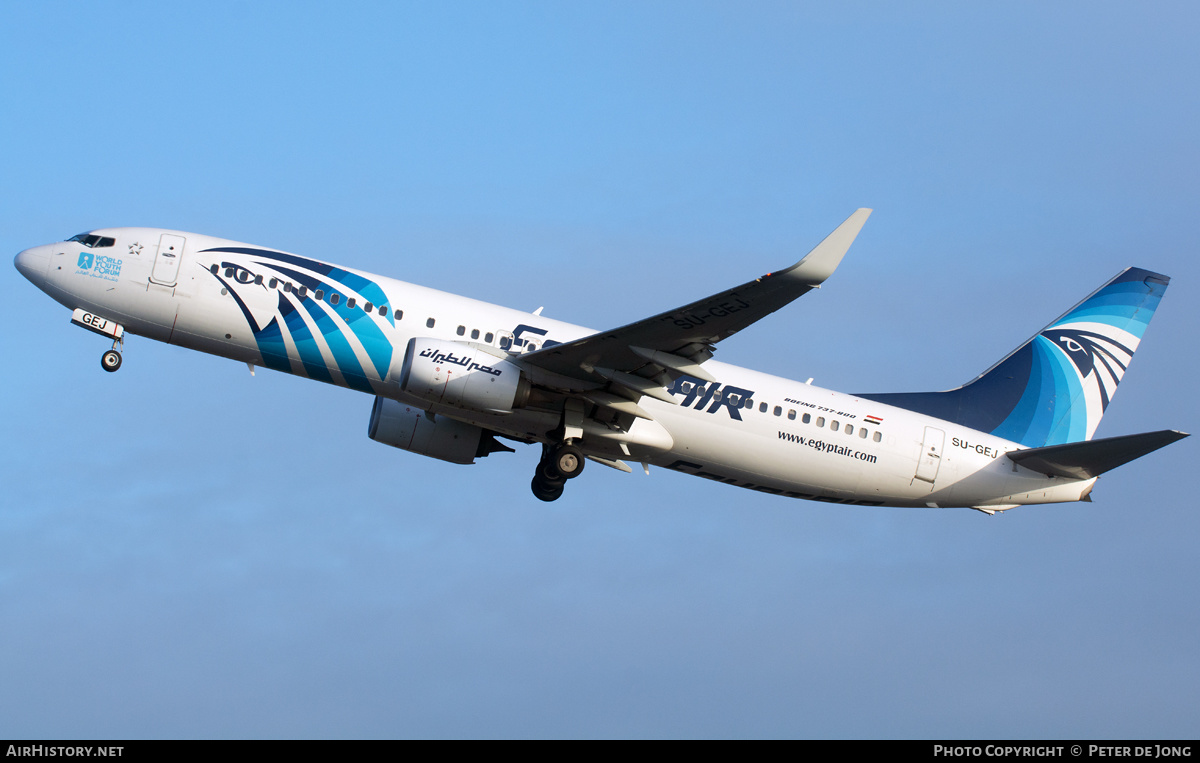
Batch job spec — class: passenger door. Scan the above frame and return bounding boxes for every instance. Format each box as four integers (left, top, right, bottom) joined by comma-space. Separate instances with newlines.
150, 233, 186, 286
914, 426, 945, 484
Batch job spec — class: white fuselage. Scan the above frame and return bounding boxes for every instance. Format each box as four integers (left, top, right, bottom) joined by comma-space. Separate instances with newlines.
15, 228, 1094, 510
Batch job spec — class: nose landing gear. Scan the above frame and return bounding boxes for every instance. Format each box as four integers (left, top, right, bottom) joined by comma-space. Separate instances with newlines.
530, 443, 585, 502
70, 309, 126, 373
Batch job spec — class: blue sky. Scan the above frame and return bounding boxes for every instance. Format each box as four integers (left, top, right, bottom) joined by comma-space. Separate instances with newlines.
2, 1, 1197, 738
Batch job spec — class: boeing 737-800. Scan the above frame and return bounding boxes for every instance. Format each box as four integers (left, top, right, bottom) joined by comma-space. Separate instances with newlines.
13, 210, 1187, 511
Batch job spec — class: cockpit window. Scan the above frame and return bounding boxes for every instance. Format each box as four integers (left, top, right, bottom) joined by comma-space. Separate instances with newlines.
67, 233, 116, 248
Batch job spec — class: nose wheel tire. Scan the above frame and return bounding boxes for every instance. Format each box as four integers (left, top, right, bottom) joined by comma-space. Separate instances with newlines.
101, 350, 122, 373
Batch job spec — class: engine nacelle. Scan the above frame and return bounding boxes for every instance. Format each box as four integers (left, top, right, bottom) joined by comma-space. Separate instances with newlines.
399, 337, 530, 414
368, 396, 509, 465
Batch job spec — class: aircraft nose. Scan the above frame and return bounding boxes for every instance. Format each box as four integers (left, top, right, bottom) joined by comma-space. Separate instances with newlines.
14, 246, 50, 282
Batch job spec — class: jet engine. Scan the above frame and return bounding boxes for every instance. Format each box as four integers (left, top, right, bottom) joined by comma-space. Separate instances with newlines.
399, 337, 530, 414
367, 397, 512, 465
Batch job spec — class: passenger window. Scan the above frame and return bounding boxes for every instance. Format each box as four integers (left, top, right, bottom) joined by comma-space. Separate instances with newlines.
456, 325, 466, 336
365, 302, 374, 313
427, 318, 436, 328
315, 289, 324, 300
485, 332, 494, 343
283, 282, 292, 293
802, 413, 811, 424
210, 264, 218, 275
330, 293, 340, 305
873, 431, 882, 443
759, 402, 767, 413
712, 390, 722, 402
727, 394, 739, 406
254, 275, 263, 285
859, 428, 868, 439
394, 309, 403, 320
379, 305, 387, 316
269, 278, 278, 289
816, 417, 825, 427
845, 425, 853, 436
773, 406, 782, 416
347, 298, 356, 309
831, 420, 839, 432
787, 410, 796, 420
471, 329, 480, 340
298, 286, 307, 298
224, 267, 234, 278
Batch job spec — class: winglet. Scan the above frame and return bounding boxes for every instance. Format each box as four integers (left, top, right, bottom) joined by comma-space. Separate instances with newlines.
781, 208, 872, 285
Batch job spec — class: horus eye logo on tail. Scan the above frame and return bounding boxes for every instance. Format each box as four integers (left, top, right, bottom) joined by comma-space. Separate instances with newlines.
1045, 327, 1135, 413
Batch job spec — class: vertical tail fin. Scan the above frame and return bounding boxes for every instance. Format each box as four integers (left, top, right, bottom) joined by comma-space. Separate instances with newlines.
859, 267, 1170, 447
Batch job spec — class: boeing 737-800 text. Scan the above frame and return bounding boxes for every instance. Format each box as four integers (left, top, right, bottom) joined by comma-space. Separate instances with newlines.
14, 210, 1187, 511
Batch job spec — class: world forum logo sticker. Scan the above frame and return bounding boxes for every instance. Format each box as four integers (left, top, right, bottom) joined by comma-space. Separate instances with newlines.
75, 249, 120, 281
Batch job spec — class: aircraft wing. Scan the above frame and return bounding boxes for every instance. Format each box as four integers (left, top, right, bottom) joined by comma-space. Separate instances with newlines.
518, 209, 871, 401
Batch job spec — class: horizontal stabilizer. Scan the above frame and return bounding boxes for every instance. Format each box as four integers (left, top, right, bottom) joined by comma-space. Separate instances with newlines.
1007, 430, 1188, 479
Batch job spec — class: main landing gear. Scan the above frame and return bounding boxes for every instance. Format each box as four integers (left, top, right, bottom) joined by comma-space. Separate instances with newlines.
100, 337, 123, 373
531, 443, 585, 502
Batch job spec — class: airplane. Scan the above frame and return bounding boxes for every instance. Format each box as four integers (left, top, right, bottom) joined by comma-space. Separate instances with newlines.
13, 210, 1188, 512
